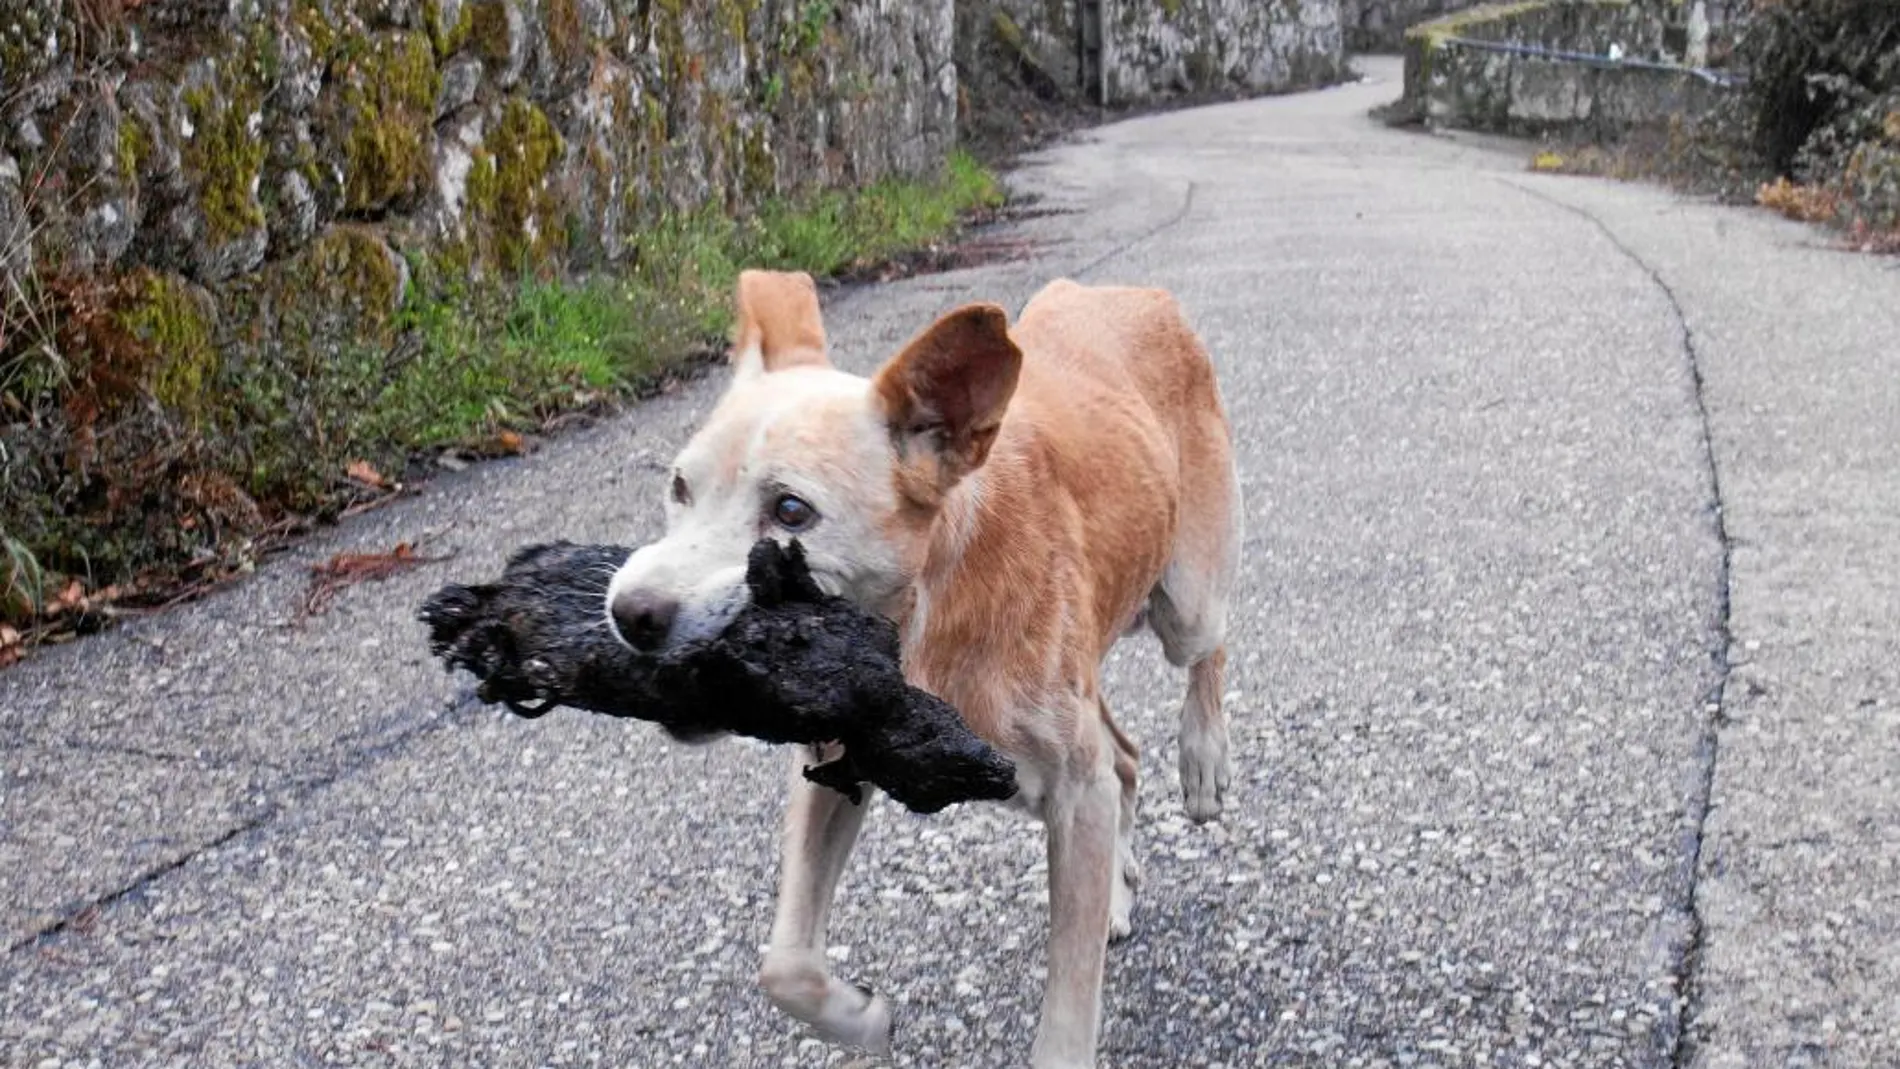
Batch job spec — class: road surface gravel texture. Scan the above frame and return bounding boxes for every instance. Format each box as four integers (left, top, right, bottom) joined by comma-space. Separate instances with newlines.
2, 58, 1895, 1069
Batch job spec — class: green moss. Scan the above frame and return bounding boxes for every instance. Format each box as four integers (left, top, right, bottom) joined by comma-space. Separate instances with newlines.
655, 5, 693, 99
640, 90, 668, 146
1404, 0, 1591, 46
293, 0, 339, 60
119, 271, 219, 424
992, 9, 1027, 51
758, 72, 785, 109
717, 0, 752, 45
466, 147, 499, 218
240, 223, 406, 457
432, 232, 478, 279
740, 125, 777, 198
306, 226, 407, 328
116, 116, 149, 180
422, 0, 474, 57
247, 16, 285, 86
467, 0, 513, 65
467, 99, 565, 268
339, 32, 441, 213
784, 52, 818, 100
182, 84, 268, 241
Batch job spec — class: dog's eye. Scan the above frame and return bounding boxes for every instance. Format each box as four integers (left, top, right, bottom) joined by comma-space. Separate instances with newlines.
671, 473, 691, 506
770, 493, 818, 531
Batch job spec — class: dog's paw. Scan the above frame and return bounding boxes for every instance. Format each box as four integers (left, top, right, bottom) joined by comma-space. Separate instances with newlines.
834, 983, 894, 1054
1178, 729, 1230, 824
761, 953, 893, 1054
1109, 846, 1142, 942
1109, 888, 1135, 943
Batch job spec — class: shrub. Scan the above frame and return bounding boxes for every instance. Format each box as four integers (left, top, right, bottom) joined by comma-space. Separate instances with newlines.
1737, 0, 1900, 171
1736, 0, 1900, 234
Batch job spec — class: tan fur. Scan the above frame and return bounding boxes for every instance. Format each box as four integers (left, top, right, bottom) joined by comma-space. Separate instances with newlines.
734, 269, 829, 373
606, 269, 1241, 1069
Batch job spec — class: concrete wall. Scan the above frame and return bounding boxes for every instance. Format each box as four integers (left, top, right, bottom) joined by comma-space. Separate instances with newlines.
1108, 0, 1346, 101
965, 0, 1346, 106
1395, 0, 1732, 134
1351, 0, 1744, 55
1346, 0, 1486, 53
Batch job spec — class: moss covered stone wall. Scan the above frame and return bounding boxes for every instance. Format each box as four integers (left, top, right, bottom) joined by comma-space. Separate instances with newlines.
0, 0, 956, 583
3, 0, 1351, 325
0, 0, 956, 320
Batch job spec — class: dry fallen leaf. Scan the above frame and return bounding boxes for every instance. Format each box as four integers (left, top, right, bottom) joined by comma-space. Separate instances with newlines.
495, 430, 525, 455
345, 459, 391, 490
302, 541, 450, 617
50, 578, 85, 613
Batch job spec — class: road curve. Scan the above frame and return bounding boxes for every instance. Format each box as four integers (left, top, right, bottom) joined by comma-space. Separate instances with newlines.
4, 57, 1896, 1069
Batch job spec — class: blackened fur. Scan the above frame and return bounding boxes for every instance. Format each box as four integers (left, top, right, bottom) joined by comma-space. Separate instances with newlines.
418, 539, 1018, 814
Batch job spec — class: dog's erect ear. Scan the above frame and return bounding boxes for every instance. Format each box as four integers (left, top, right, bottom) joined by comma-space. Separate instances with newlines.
733, 269, 830, 375
872, 303, 1022, 494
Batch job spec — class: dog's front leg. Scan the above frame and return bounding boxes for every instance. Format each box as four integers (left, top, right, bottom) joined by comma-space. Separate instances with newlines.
1030, 732, 1122, 1069
758, 745, 892, 1052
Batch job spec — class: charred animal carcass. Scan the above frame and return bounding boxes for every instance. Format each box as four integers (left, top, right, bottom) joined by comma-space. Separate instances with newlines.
418, 539, 1017, 814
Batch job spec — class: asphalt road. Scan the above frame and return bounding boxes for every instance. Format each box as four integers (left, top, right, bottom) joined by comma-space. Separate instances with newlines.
4, 58, 1896, 1068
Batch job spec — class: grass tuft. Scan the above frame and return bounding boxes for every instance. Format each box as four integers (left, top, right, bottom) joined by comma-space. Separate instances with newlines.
367, 149, 1004, 451
2, 532, 47, 624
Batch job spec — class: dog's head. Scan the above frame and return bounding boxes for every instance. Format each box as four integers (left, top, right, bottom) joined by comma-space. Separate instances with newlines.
604, 269, 1022, 656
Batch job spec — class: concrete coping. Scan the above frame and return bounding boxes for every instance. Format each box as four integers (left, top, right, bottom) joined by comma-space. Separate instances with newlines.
1430, 34, 1746, 86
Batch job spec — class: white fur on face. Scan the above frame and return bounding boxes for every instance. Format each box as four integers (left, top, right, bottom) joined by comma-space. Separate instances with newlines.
605, 367, 911, 648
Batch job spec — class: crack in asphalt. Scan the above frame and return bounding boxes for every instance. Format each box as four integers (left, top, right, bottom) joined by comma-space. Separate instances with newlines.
0, 737, 294, 774
5, 692, 489, 955
1073, 180, 1198, 281
7, 816, 277, 955
1501, 179, 1736, 1069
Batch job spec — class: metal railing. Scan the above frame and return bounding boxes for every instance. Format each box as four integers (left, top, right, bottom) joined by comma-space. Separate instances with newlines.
1433, 34, 1749, 87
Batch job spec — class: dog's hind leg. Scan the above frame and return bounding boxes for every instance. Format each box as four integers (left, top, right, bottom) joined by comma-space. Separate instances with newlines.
758, 745, 891, 1052
1102, 699, 1141, 942
1148, 444, 1240, 824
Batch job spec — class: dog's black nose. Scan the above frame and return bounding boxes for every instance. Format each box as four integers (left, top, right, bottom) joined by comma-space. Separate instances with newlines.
610, 589, 680, 652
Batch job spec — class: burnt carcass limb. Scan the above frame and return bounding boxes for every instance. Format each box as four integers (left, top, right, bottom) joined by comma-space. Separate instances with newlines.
418, 539, 1018, 814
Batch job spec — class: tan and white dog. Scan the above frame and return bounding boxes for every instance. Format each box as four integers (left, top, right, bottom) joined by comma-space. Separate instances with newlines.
605, 269, 1240, 1069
